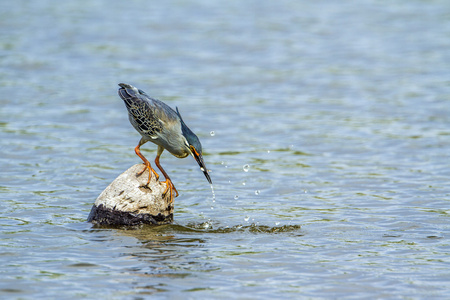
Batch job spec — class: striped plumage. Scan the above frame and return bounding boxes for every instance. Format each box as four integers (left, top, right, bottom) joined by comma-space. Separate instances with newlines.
117, 83, 212, 202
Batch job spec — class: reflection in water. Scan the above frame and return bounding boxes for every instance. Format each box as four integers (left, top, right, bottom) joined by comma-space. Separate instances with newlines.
111, 225, 211, 295
107, 222, 303, 295
89, 223, 301, 295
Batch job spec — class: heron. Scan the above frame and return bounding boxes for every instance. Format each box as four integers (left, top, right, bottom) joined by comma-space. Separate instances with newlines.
118, 83, 212, 203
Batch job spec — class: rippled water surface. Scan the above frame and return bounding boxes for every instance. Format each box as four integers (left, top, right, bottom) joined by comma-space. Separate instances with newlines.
1, 1, 449, 299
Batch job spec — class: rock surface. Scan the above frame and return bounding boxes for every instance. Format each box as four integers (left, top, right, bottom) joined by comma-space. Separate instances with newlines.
88, 164, 173, 226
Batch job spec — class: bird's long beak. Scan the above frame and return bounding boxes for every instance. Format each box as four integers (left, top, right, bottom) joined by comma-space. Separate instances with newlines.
191, 147, 212, 184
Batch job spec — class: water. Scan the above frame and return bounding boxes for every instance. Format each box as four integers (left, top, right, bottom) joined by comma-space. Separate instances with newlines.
1, 0, 450, 299
210, 184, 216, 202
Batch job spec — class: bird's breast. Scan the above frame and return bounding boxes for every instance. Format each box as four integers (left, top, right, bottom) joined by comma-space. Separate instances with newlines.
172, 151, 190, 159
151, 129, 190, 159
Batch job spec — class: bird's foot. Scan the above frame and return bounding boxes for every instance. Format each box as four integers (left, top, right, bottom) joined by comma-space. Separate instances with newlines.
162, 179, 179, 203
137, 162, 159, 184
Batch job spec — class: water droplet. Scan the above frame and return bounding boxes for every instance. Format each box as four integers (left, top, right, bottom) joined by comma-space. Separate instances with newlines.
243, 164, 250, 172
244, 216, 250, 222
234, 195, 239, 200
210, 184, 216, 202
255, 190, 260, 195
210, 131, 215, 136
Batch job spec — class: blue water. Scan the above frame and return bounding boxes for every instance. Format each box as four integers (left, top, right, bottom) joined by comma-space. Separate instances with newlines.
1, 0, 449, 299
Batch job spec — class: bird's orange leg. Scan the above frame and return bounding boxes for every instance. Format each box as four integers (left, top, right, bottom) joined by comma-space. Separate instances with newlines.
135, 139, 159, 184
155, 146, 178, 203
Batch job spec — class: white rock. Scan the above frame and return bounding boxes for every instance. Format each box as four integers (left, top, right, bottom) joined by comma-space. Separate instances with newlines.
88, 164, 173, 226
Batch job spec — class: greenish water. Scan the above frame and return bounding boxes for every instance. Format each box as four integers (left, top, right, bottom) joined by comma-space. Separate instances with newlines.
1, 0, 449, 299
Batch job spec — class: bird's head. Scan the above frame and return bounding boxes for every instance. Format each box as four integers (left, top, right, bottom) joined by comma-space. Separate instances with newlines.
176, 107, 212, 184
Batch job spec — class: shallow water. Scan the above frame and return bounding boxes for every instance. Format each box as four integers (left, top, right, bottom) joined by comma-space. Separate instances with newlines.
1, 0, 450, 299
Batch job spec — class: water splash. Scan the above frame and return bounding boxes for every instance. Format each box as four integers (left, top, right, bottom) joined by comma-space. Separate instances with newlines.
207, 183, 215, 210
210, 183, 216, 203
201, 220, 212, 229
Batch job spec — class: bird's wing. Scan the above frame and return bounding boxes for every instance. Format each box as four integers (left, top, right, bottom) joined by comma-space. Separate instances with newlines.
118, 83, 181, 139
118, 84, 164, 138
